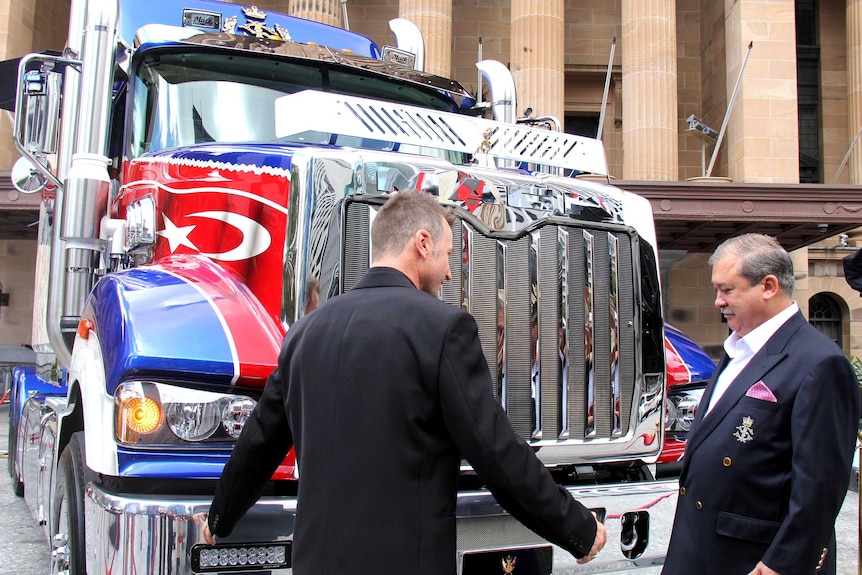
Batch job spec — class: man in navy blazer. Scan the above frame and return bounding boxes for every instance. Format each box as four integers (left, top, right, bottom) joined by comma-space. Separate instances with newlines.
200, 190, 606, 574
663, 234, 860, 575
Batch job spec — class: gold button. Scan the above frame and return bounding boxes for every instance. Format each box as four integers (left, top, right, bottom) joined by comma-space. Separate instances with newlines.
723, 457, 732, 467
696, 501, 703, 510
679, 487, 686, 495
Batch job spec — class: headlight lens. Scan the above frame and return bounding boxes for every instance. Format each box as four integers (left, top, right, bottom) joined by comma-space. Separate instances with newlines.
223, 397, 256, 439
115, 381, 258, 445
665, 387, 704, 432
165, 401, 222, 441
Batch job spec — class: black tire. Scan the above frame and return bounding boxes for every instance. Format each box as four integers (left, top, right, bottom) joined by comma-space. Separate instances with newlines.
7, 393, 23, 497
53, 432, 87, 575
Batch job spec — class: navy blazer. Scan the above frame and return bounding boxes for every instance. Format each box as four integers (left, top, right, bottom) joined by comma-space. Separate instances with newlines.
209, 267, 597, 575
663, 312, 860, 575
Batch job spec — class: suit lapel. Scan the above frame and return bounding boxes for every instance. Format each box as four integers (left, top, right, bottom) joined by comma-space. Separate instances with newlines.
682, 312, 806, 462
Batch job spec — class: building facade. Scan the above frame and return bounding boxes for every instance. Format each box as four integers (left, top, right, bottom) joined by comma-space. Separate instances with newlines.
1, 0, 861, 363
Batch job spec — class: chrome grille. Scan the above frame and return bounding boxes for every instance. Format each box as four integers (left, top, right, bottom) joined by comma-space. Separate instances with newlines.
343, 202, 637, 444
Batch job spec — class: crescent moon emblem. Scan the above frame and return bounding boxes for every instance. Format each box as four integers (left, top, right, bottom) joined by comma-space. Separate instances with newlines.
188, 211, 272, 262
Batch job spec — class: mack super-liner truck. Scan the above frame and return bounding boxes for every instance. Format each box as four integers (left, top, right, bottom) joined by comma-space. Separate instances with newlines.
4, 0, 690, 573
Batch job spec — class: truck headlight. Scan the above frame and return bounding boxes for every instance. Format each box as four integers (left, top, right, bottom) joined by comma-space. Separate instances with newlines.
115, 381, 258, 445
165, 401, 222, 441
665, 386, 704, 433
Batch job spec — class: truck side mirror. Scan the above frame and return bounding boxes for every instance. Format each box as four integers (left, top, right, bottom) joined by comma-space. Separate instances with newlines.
10, 156, 47, 194
19, 69, 62, 155
12, 66, 63, 195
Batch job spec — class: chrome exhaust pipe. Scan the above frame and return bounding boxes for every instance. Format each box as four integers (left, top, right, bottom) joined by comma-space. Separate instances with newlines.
476, 60, 516, 124
389, 18, 425, 72
47, 0, 118, 365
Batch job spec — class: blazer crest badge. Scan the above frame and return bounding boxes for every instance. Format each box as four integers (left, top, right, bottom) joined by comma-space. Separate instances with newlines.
733, 416, 755, 443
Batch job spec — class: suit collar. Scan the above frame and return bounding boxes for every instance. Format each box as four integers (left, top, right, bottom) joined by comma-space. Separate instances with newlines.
353, 266, 418, 291
681, 311, 807, 474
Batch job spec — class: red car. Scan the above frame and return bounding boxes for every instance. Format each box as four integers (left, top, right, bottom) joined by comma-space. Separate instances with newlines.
659, 324, 716, 475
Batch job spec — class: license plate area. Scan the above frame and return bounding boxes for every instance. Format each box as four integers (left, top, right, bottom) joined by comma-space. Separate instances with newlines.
460, 545, 553, 575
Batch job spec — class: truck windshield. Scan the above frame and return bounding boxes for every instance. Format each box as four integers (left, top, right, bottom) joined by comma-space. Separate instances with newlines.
130, 50, 464, 161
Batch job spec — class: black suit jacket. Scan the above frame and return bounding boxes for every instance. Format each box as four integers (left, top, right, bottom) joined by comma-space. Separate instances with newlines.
209, 267, 597, 575
663, 312, 860, 575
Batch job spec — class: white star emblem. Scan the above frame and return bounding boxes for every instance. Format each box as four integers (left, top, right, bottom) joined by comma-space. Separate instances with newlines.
157, 214, 199, 253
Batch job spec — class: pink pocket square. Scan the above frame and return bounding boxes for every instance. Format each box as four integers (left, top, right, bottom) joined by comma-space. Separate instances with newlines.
745, 381, 777, 402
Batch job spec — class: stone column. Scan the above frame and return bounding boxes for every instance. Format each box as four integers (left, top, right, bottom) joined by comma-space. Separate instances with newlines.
400, 0, 452, 78
0, 0, 38, 171
721, 0, 798, 183
848, 0, 862, 184
790, 247, 810, 318
509, 0, 564, 124
289, 0, 342, 28
621, 0, 679, 180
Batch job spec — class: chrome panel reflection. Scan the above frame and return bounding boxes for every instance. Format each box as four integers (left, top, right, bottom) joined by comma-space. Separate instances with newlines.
609, 234, 622, 436
583, 231, 595, 438
442, 218, 462, 311
558, 227, 569, 439
85, 486, 295, 575
454, 480, 679, 573
20, 396, 60, 539
496, 240, 507, 406
462, 224, 472, 314
529, 230, 541, 440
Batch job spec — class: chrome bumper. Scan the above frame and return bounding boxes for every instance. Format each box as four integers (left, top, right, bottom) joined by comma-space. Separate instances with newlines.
84, 479, 679, 574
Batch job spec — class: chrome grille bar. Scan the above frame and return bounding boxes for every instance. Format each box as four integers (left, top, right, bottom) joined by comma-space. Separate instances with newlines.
609, 234, 622, 437
558, 227, 570, 440
496, 240, 507, 406
583, 231, 596, 438
530, 230, 541, 440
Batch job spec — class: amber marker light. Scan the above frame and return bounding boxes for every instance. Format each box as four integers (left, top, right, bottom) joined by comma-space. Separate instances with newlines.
115, 387, 162, 443
77, 318, 94, 340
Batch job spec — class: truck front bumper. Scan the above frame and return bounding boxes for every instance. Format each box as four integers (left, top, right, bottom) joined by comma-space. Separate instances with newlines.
85, 479, 679, 574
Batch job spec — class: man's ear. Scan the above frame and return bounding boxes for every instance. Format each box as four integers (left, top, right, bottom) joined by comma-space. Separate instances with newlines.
761, 274, 780, 299
414, 229, 432, 259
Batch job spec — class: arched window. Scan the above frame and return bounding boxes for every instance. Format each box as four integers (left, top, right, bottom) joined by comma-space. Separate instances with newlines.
808, 293, 842, 347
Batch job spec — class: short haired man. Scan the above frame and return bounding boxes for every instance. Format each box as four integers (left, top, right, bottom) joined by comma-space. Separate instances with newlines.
201, 190, 606, 574
663, 233, 861, 575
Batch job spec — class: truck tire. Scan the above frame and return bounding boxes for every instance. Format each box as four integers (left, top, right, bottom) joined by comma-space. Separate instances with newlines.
53, 432, 87, 575
7, 407, 23, 497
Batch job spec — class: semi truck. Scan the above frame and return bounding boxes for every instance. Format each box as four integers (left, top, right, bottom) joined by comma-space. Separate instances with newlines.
3, 0, 705, 572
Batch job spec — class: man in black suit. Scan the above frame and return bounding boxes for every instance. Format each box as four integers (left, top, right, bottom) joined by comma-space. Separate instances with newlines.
200, 190, 606, 574
663, 234, 860, 575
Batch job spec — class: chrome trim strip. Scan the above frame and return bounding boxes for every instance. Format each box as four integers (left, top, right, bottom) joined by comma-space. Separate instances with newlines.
462, 224, 472, 314
496, 239, 507, 406
609, 234, 621, 436
558, 227, 569, 439
529, 230, 541, 440
583, 231, 595, 438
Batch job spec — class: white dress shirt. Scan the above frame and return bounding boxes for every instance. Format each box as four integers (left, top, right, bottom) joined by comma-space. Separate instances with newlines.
704, 302, 799, 416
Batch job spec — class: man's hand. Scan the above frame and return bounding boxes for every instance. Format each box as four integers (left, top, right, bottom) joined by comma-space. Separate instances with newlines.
747, 561, 780, 575
192, 512, 216, 545
576, 513, 607, 565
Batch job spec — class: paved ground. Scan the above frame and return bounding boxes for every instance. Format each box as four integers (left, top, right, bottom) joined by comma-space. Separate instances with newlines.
0, 401, 858, 574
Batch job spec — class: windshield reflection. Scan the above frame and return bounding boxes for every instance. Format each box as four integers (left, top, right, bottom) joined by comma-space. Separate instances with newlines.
131, 51, 464, 159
